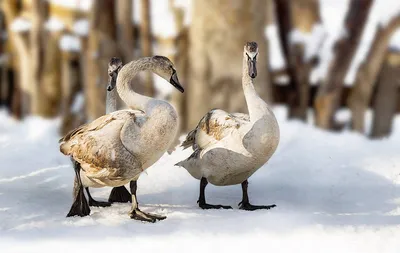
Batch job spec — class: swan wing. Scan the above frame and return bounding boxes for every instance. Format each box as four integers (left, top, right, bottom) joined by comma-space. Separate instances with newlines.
59, 110, 142, 178
182, 109, 246, 151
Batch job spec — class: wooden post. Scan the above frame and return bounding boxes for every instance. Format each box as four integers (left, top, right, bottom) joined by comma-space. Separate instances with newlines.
370, 49, 400, 139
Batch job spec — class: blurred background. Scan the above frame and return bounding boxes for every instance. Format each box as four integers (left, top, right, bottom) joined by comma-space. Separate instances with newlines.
0, 0, 399, 139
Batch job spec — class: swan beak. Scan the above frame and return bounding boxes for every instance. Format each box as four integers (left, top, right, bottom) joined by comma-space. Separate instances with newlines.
248, 58, 257, 79
107, 72, 118, 91
170, 73, 184, 93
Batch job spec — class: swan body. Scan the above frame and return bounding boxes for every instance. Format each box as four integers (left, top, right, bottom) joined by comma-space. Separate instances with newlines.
60, 56, 184, 220
176, 42, 279, 210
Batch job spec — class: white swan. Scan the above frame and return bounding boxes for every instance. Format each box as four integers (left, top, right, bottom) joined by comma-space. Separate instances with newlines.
60, 56, 184, 222
83, 58, 133, 207
176, 42, 279, 210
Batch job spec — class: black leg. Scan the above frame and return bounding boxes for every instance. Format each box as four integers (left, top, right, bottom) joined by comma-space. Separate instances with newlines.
85, 187, 111, 207
67, 160, 91, 217
128, 181, 166, 222
238, 180, 276, 211
198, 177, 232, 210
108, 186, 132, 203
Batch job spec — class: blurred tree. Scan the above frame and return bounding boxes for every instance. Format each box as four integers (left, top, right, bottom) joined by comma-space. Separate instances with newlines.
348, 15, 400, 133
314, 0, 373, 130
187, 0, 272, 129
140, 0, 154, 96
85, 0, 118, 121
116, 0, 135, 62
275, 0, 322, 121
169, 0, 188, 132
370, 48, 400, 139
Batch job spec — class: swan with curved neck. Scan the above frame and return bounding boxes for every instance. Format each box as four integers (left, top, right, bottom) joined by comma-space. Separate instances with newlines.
176, 42, 279, 210
60, 56, 184, 222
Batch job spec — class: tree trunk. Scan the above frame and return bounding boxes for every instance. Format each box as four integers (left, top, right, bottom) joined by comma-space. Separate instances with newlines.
116, 0, 135, 62
314, 0, 372, 129
39, 31, 63, 117
140, 0, 154, 96
275, 0, 321, 121
2, 0, 30, 117
187, 0, 272, 129
30, 0, 46, 115
348, 15, 400, 133
370, 49, 400, 139
60, 52, 84, 135
169, 0, 188, 132
85, 0, 118, 121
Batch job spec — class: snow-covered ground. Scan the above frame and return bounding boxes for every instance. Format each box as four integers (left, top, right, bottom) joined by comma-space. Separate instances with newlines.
1, 107, 400, 252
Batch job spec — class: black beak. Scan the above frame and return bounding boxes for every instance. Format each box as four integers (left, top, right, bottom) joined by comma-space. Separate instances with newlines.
248, 58, 257, 79
107, 71, 118, 91
170, 72, 184, 93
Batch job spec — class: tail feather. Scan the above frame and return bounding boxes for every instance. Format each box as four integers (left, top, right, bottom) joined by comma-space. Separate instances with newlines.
181, 129, 197, 150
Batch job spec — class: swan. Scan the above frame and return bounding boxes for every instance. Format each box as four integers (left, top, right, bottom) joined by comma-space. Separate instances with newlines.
176, 42, 279, 210
60, 55, 184, 222
83, 57, 132, 207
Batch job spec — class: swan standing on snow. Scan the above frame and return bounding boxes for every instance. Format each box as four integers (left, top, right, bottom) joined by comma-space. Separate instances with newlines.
83, 58, 132, 207
60, 56, 184, 222
176, 42, 279, 210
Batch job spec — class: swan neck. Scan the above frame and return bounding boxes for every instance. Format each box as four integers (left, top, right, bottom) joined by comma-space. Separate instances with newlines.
116, 57, 155, 111
106, 89, 117, 114
242, 55, 267, 121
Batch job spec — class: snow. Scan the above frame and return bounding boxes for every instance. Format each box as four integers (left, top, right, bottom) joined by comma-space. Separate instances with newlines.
289, 24, 326, 62
45, 17, 65, 32
59, 35, 81, 52
1, 107, 400, 252
73, 19, 89, 37
10, 17, 31, 32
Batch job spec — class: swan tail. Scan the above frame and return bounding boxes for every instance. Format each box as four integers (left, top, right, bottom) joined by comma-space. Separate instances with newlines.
180, 129, 197, 150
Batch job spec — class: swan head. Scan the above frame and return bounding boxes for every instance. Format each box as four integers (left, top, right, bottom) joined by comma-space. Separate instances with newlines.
151, 55, 184, 93
107, 57, 123, 91
244, 42, 258, 79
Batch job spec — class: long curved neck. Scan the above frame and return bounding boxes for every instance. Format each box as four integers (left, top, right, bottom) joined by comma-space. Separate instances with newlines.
116, 57, 156, 112
106, 89, 117, 114
242, 54, 269, 122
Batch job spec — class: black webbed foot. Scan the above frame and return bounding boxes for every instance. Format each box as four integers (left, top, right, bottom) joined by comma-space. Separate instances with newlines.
238, 201, 276, 211
198, 201, 232, 210
108, 186, 132, 203
67, 186, 91, 217
130, 209, 167, 223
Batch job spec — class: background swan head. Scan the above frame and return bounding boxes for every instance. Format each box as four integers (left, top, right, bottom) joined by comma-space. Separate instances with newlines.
151, 55, 184, 93
107, 57, 123, 91
244, 42, 258, 79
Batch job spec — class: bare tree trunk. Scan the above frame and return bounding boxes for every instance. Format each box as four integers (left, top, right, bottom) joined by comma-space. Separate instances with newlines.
275, 0, 321, 121
348, 15, 400, 133
188, 0, 272, 129
169, 0, 188, 132
370, 49, 400, 139
86, 0, 117, 121
140, 0, 154, 96
30, 0, 46, 115
314, 0, 372, 129
2, 0, 30, 117
116, 0, 134, 62
60, 52, 84, 135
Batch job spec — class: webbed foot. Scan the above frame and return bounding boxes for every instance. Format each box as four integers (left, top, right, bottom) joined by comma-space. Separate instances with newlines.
108, 186, 132, 203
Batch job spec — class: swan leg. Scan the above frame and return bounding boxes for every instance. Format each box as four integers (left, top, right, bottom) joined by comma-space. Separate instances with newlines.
108, 186, 132, 203
85, 188, 111, 207
67, 160, 91, 217
198, 177, 232, 210
238, 180, 276, 211
128, 181, 166, 222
